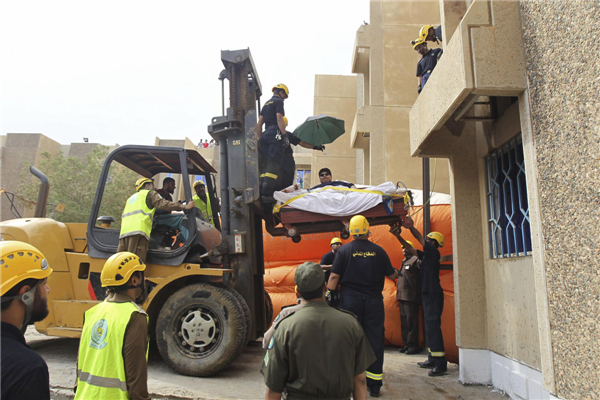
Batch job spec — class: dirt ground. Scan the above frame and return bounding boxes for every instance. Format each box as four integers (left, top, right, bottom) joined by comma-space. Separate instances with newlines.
25, 327, 506, 400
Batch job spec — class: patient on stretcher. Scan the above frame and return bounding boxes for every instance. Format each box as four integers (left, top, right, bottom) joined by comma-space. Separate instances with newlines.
310, 167, 355, 190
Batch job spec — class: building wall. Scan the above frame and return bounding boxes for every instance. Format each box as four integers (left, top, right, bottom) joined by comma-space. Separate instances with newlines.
519, 1, 600, 397
0, 134, 61, 221
352, 0, 451, 192
311, 75, 358, 187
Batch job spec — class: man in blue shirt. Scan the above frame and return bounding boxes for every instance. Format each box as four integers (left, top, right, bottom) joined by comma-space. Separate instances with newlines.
327, 216, 399, 397
412, 38, 443, 93
257, 83, 289, 203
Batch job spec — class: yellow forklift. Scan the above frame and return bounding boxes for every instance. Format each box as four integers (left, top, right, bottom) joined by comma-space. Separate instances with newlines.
0, 49, 271, 377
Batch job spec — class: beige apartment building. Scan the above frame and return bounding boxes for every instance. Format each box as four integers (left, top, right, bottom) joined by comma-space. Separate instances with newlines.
315, 0, 598, 398
396, 0, 596, 399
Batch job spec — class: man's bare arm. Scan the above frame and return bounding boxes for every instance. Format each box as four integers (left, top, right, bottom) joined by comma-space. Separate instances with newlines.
409, 226, 425, 247
298, 141, 315, 149
276, 113, 286, 136
327, 272, 341, 291
353, 372, 367, 400
257, 115, 264, 138
265, 387, 282, 400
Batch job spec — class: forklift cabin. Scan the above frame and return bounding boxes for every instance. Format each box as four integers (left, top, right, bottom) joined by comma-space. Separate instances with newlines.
86, 145, 221, 266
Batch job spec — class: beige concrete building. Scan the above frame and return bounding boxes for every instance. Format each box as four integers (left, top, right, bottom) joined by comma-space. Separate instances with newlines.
310, 75, 358, 187
0, 134, 217, 221
349, 1, 451, 192
0, 134, 108, 221
406, 0, 599, 399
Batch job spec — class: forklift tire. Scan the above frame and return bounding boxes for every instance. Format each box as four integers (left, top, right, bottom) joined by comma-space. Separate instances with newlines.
156, 283, 247, 377
218, 284, 252, 345
264, 290, 273, 326
340, 230, 350, 240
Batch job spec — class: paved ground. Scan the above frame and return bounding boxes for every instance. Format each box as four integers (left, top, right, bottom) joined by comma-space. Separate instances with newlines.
26, 327, 506, 400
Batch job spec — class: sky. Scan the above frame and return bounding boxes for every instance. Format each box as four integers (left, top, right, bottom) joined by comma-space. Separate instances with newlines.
0, 0, 369, 146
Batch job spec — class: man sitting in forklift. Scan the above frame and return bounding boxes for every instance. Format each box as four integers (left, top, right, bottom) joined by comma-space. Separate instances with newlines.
192, 180, 215, 227
119, 177, 194, 261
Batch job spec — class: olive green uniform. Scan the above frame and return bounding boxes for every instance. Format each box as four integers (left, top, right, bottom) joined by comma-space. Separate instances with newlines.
261, 301, 376, 399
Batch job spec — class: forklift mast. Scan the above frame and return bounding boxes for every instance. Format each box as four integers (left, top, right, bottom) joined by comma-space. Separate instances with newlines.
208, 49, 266, 339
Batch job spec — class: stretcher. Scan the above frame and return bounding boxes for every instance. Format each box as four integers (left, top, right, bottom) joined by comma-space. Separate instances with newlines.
265, 183, 415, 242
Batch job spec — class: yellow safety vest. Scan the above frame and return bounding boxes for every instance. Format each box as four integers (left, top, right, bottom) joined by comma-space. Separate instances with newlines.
192, 194, 214, 226
120, 190, 155, 240
75, 301, 148, 400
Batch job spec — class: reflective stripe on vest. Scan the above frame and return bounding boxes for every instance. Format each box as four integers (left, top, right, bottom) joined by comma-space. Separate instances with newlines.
119, 190, 155, 240
75, 301, 148, 400
192, 194, 214, 226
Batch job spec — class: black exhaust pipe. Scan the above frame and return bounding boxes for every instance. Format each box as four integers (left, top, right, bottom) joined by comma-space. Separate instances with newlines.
30, 165, 49, 218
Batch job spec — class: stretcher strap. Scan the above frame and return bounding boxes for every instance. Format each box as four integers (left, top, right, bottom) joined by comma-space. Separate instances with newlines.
273, 187, 401, 213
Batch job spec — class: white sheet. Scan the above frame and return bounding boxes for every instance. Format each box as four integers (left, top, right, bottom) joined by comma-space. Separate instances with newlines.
273, 183, 450, 217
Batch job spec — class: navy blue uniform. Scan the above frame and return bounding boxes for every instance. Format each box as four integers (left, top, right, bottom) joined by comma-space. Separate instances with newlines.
417, 48, 443, 91
417, 240, 447, 370
1, 322, 50, 400
275, 132, 302, 191
332, 239, 395, 391
259, 96, 286, 198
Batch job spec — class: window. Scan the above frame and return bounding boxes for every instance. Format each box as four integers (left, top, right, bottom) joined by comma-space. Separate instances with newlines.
296, 169, 311, 189
485, 135, 532, 258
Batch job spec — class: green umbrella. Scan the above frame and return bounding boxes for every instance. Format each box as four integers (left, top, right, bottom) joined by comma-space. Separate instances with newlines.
292, 114, 345, 147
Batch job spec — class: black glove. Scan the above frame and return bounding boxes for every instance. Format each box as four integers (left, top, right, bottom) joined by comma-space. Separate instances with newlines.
313, 145, 325, 151
417, 86, 422, 94
326, 289, 340, 308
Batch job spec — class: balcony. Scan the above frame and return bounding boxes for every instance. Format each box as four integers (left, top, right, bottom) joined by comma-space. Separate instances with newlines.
409, 0, 527, 157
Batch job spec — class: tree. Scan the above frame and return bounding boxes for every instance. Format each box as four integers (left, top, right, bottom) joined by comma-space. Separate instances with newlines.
18, 146, 138, 228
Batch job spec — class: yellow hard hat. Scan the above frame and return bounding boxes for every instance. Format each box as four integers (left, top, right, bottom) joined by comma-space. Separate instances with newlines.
100, 252, 146, 287
349, 215, 369, 236
402, 240, 414, 248
0, 241, 53, 296
427, 232, 445, 247
272, 83, 289, 98
330, 237, 342, 246
412, 37, 426, 49
135, 177, 153, 192
419, 25, 434, 40
283, 116, 289, 127
193, 180, 206, 189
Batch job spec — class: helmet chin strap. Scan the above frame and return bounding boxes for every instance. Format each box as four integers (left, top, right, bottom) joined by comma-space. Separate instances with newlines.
120, 272, 147, 304
0, 281, 43, 328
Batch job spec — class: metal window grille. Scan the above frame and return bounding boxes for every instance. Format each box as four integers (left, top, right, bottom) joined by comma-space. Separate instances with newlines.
296, 169, 311, 189
485, 136, 532, 258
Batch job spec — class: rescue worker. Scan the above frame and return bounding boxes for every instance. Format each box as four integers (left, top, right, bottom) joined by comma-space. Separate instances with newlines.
118, 177, 194, 261
1, 241, 53, 400
389, 226, 422, 354
320, 237, 343, 284
419, 24, 442, 44
407, 225, 448, 376
261, 262, 376, 400
75, 252, 150, 400
327, 216, 399, 398
192, 180, 215, 226
412, 37, 443, 94
256, 83, 290, 203
276, 116, 318, 192
155, 177, 176, 201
